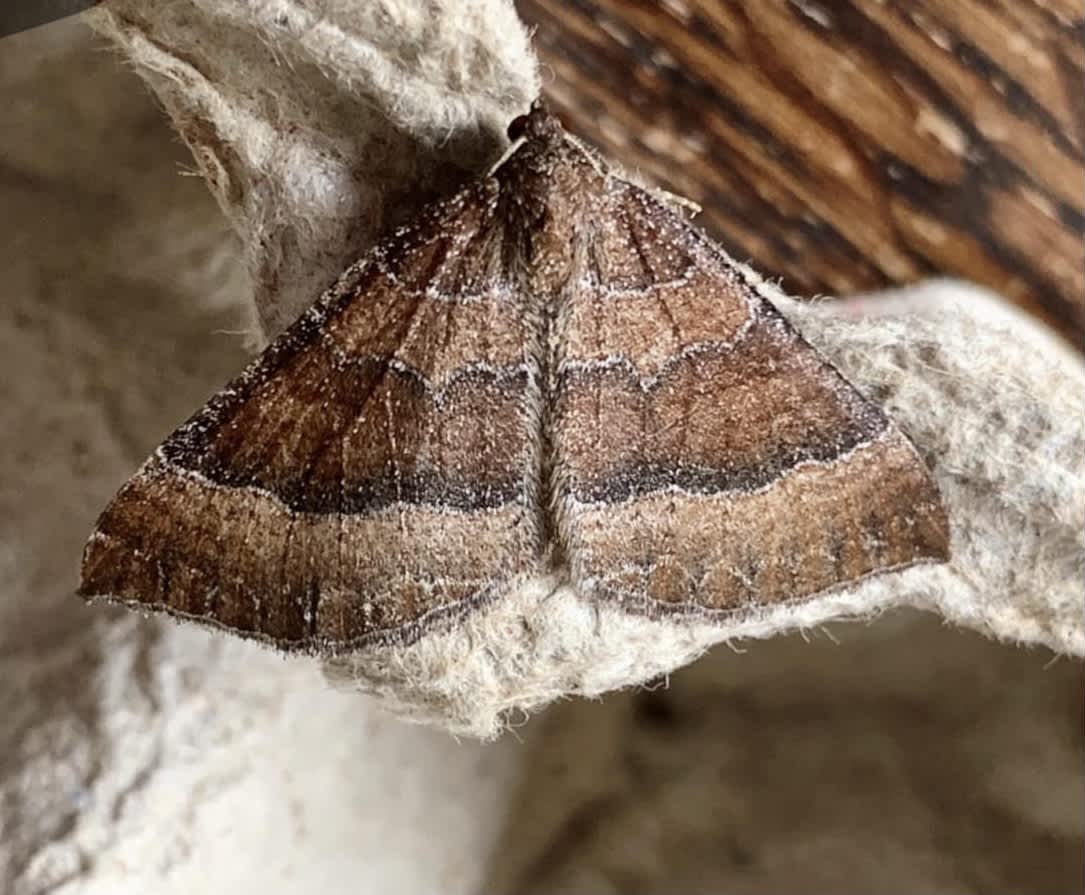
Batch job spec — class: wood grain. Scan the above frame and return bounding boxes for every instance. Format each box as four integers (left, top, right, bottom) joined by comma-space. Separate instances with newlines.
518, 0, 1084, 343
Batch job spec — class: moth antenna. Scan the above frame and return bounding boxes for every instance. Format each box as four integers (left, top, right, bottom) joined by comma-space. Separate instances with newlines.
487, 135, 527, 177
651, 186, 702, 216
565, 133, 609, 177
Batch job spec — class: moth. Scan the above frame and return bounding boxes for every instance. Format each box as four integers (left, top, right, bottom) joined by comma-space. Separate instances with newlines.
79, 101, 950, 653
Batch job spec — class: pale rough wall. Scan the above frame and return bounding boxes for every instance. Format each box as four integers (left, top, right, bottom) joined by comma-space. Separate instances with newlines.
0, 6, 1081, 895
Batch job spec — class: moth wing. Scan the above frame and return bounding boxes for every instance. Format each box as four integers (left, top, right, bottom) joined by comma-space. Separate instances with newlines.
79, 181, 543, 651
552, 176, 949, 614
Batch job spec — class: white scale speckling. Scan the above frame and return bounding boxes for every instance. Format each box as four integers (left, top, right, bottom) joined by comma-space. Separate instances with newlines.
78, 102, 949, 653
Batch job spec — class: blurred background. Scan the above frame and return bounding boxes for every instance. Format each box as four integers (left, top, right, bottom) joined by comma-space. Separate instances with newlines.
520, 0, 1083, 344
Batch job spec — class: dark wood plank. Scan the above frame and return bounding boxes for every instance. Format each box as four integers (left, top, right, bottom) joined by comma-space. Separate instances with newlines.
518, 0, 1084, 343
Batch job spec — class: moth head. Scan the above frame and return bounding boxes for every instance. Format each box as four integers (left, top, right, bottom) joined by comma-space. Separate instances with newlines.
507, 98, 564, 148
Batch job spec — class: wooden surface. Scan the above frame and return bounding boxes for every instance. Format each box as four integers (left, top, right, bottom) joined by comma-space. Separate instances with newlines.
518, 0, 1084, 343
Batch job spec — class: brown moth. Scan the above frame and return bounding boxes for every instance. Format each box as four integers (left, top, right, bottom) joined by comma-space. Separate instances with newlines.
78, 101, 950, 653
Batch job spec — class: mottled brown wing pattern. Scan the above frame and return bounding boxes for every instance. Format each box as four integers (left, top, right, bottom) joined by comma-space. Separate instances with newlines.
80, 102, 949, 651
79, 181, 545, 651
551, 175, 949, 615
